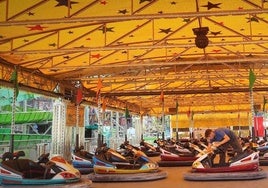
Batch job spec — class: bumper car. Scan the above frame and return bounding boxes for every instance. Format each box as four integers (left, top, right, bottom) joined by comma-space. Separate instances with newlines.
140, 140, 161, 157
0, 151, 87, 185
88, 144, 167, 182
254, 142, 268, 166
71, 146, 94, 174
157, 141, 205, 167
184, 145, 267, 181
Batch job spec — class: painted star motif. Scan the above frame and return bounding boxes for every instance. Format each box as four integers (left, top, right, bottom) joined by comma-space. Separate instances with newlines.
210, 31, 221, 36
99, 26, 114, 33
170, 1, 177, 5
139, 0, 152, 3
49, 43, 56, 47
118, 9, 128, 14
212, 49, 221, 53
202, 1, 221, 10
91, 54, 101, 59
246, 16, 259, 23
27, 12, 34, 16
159, 28, 172, 34
183, 18, 191, 23
27, 25, 47, 31
55, 0, 78, 8
100, 1, 107, 5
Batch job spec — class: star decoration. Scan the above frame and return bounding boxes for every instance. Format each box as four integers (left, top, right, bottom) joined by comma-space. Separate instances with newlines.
49, 43, 56, 47
99, 26, 114, 33
118, 9, 128, 14
55, 0, 78, 8
210, 31, 221, 36
183, 18, 191, 23
170, 1, 177, 5
63, 56, 70, 59
159, 28, 172, 34
202, 1, 221, 10
139, 0, 152, 3
246, 16, 259, 23
212, 49, 221, 53
91, 54, 101, 59
68, 31, 74, 34
100, 1, 107, 5
27, 12, 34, 16
27, 25, 47, 31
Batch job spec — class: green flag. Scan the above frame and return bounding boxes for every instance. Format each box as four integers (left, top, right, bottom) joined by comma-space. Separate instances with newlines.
10, 67, 19, 99
263, 96, 267, 112
125, 106, 130, 118
249, 68, 256, 89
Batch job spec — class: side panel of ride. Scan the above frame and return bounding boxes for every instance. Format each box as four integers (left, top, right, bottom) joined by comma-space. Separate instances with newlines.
157, 141, 203, 167
71, 154, 94, 174
184, 149, 267, 181
0, 152, 82, 185
88, 144, 167, 182
157, 148, 197, 167
92, 155, 159, 174
192, 151, 259, 173
256, 143, 268, 166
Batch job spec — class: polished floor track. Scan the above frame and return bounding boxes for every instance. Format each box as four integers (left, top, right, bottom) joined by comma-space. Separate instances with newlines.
2, 160, 268, 188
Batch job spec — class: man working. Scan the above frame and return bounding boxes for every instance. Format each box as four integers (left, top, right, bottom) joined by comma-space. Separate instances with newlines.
204, 128, 243, 166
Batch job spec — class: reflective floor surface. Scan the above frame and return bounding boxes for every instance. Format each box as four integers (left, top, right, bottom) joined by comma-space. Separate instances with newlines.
89, 165, 268, 188
2, 159, 268, 188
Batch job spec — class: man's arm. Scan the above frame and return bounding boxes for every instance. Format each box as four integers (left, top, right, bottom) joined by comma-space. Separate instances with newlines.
214, 134, 230, 147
